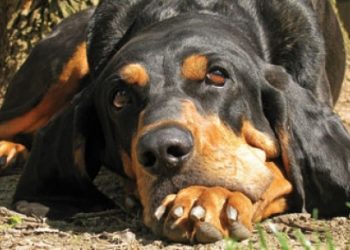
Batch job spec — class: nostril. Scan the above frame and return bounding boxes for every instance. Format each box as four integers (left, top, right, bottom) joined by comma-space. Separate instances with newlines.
167, 145, 191, 158
137, 126, 194, 172
141, 151, 157, 168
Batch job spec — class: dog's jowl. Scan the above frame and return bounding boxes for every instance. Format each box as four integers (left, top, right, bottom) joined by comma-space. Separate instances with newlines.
0, 0, 349, 243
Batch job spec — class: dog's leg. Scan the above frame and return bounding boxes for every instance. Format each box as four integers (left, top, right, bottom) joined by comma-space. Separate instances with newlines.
12, 96, 115, 219
0, 10, 93, 176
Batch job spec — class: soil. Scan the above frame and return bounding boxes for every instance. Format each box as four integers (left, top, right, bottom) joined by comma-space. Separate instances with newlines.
0, 38, 350, 250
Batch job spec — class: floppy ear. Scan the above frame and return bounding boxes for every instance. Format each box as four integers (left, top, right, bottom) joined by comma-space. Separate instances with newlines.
87, 0, 148, 76
13, 86, 115, 218
262, 65, 350, 216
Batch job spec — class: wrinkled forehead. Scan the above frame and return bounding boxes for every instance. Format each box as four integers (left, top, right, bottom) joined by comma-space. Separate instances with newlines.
113, 14, 245, 65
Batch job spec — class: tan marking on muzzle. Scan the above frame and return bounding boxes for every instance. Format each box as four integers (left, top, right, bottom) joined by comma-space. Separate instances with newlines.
131, 133, 157, 227
242, 121, 279, 159
181, 54, 208, 81
179, 100, 274, 201
131, 100, 280, 210
119, 64, 149, 86
120, 150, 136, 179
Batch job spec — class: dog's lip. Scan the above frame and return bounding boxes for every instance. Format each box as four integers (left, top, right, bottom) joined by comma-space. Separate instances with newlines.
155, 145, 273, 201
235, 145, 267, 166
251, 147, 267, 162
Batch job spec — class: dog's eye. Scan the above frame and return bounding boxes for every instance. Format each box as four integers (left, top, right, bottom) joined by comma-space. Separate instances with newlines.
113, 90, 131, 110
205, 69, 227, 87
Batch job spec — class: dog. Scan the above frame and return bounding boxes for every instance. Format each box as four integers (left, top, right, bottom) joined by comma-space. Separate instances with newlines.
0, 0, 349, 243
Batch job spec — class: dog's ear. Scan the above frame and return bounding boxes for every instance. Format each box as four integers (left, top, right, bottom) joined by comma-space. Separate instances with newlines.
13, 86, 116, 218
261, 65, 350, 216
87, 0, 148, 77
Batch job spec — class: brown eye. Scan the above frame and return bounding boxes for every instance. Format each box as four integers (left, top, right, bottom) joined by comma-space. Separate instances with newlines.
113, 90, 131, 110
205, 69, 227, 87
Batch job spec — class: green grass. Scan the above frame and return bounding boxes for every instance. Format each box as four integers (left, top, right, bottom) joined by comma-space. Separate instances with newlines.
225, 228, 340, 250
326, 232, 335, 250
274, 231, 290, 250
7, 215, 23, 227
346, 202, 350, 209
225, 212, 349, 250
0, 215, 23, 233
294, 229, 312, 250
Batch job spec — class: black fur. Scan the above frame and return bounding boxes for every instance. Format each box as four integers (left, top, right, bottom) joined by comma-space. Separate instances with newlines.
0, 8, 94, 123
0, 8, 94, 149
263, 64, 350, 215
2, 0, 348, 238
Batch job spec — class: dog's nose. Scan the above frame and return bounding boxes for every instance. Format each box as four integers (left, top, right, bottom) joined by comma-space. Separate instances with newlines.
137, 126, 193, 174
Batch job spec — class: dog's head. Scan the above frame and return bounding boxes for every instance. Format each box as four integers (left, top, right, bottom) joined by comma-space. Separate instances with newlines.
90, 13, 285, 224
86, 7, 350, 230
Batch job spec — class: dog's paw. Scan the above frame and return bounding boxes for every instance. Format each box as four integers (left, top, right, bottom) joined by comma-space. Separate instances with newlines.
151, 186, 254, 243
0, 141, 28, 174
14, 201, 50, 218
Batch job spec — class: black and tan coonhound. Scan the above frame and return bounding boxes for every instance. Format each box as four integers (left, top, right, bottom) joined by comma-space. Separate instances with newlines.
0, 0, 349, 243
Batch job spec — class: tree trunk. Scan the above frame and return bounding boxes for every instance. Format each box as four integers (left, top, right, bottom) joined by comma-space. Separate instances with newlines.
0, 0, 99, 97
337, 0, 350, 39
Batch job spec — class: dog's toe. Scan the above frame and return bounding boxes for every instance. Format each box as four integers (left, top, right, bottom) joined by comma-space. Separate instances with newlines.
195, 221, 223, 243
14, 201, 50, 218
152, 186, 255, 243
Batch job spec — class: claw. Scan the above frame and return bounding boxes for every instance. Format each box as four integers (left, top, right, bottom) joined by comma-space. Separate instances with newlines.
169, 207, 184, 229
226, 206, 238, 223
229, 222, 252, 241
7, 148, 17, 163
190, 206, 206, 221
172, 206, 184, 218
195, 222, 223, 243
154, 205, 166, 221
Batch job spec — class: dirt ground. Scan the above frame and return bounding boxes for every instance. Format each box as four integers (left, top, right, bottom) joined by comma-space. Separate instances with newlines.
0, 37, 350, 250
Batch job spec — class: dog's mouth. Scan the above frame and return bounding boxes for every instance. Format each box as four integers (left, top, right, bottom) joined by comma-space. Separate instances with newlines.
146, 121, 275, 201
151, 142, 274, 200
126, 100, 280, 216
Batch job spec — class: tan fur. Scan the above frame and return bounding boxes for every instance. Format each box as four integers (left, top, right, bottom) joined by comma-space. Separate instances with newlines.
242, 120, 279, 159
155, 162, 291, 240
119, 64, 149, 86
253, 162, 292, 221
120, 150, 136, 179
277, 130, 291, 177
181, 54, 208, 81
0, 42, 89, 139
0, 141, 28, 171
74, 143, 86, 174
130, 99, 286, 226
180, 101, 274, 201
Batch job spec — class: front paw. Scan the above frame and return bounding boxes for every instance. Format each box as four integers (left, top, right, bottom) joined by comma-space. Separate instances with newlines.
14, 201, 50, 218
0, 141, 28, 174
149, 186, 254, 243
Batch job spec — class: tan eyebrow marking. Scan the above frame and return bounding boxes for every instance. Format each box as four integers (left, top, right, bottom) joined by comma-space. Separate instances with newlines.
119, 63, 149, 86
181, 54, 208, 81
